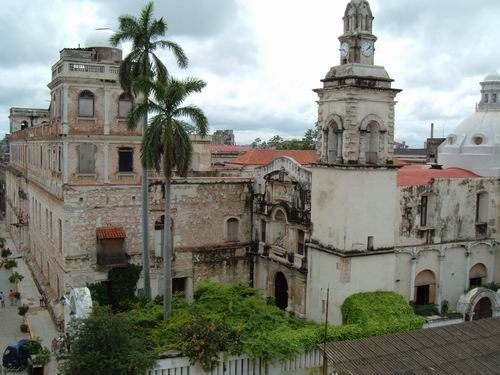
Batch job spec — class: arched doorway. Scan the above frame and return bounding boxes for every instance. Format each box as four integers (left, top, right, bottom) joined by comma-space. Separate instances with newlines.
473, 297, 492, 320
414, 270, 436, 305
275, 272, 289, 310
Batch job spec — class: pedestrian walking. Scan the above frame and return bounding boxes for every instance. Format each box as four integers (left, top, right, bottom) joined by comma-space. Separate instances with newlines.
8, 289, 15, 306
0, 291, 5, 308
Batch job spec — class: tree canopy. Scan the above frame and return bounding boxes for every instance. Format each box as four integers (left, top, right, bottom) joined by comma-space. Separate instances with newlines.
252, 128, 317, 150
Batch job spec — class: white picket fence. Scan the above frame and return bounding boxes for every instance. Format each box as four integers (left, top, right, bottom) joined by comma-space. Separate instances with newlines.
147, 350, 323, 375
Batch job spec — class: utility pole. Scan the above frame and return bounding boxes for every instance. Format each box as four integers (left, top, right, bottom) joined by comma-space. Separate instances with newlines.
322, 287, 330, 375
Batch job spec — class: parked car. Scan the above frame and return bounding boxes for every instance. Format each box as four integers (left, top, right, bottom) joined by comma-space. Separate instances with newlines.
2, 339, 35, 370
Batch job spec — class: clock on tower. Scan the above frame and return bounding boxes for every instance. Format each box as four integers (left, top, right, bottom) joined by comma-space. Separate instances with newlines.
338, 0, 377, 65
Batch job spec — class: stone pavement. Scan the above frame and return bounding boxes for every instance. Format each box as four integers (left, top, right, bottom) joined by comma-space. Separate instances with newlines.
0, 221, 60, 374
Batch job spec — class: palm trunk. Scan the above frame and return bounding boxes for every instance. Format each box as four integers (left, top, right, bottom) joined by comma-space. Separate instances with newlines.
163, 174, 173, 319
142, 111, 151, 299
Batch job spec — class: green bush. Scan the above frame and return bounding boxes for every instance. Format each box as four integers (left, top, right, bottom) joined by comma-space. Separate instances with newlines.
410, 303, 440, 317
9, 272, 24, 284
1, 248, 11, 258
120, 283, 424, 371
87, 264, 142, 310
4, 259, 17, 269
18, 304, 29, 316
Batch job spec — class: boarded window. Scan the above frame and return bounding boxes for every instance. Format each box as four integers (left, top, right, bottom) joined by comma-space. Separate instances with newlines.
476, 193, 488, 223
227, 218, 239, 242
118, 148, 134, 172
78, 90, 95, 117
77, 144, 96, 174
118, 93, 133, 118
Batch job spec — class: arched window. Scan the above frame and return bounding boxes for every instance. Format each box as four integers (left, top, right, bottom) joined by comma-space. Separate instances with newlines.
327, 122, 342, 163
226, 218, 240, 242
366, 121, 380, 164
414, 270, 436, 305
118, 93, 133, 118
469, 263, 487, 288
274, 272, 288, 310
78, 90, 95, 117
20, 121, 28, 130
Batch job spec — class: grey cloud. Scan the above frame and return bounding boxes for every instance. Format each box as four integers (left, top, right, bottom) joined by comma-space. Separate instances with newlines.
95, 0, 240, 38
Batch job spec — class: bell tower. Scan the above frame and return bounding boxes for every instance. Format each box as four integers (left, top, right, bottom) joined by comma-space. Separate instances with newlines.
306, 0, 401, 324
339, 0, 376, 65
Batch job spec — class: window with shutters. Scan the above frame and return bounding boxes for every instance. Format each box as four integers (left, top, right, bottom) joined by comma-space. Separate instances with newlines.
77, 144, 96, 174
78, 90, 95, 117
118, 93, 133, 118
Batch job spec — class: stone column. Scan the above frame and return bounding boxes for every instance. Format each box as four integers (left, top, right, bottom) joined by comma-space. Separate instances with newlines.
464, 250, 471, 292
63, 142, 69, 184
359, 131, 366, 164
62, 84, 69, 135
336, 131, 343, 163
185, 277, 194, 302
104, 88, 110, 135
104, 142, 109, 183
437, 253, 445, 310
488, 247, 496, 284
409, 256, 417, 302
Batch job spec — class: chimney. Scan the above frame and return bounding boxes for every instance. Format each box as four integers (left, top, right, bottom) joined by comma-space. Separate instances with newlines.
430, 123, 434, 139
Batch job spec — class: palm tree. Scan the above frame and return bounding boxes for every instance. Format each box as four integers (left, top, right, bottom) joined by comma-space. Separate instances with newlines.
128, 77, 208, 319
110, 2, 188, 299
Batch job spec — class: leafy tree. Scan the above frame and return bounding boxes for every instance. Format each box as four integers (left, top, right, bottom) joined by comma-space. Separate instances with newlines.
128, 77, 208, 319
110, 1, 188, 299
60, 306, 156, 375
252, 129, 317, 150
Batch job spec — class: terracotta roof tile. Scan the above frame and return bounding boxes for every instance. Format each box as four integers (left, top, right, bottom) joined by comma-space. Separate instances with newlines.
96, 227, 126, 240
397, 165, 479, 186
230, 149, 319, 166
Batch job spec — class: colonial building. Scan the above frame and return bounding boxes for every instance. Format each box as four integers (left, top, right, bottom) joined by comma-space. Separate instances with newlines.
6, 29, 252, 324
5, 1, 500, 328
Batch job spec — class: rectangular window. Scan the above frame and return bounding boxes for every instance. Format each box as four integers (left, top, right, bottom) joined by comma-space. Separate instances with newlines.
476, 193, 488, 223
77, 144, 96, 174
485, 94, 489, 103
261, 220, 266, 242
58, 146, 62, 172
297, 230, 305, 255
79, 97, 94, 117
58, 219, 62, 253
420, 195, 428, 227
49, 211, 53, 239
118, 148, 134, 172
118, 98, 132, 118
493, 94, 497, 103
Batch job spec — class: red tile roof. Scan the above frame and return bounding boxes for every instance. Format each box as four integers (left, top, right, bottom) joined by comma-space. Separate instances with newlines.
230, 149, 319, 166
96, 227, 126, 240
211, 145, 252, 154
397, 165, 479, 186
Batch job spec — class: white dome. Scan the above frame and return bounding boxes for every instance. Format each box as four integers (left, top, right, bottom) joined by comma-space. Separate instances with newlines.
484, 72, 500, 82
84, 28, 119, 49
439, 111, 500, 177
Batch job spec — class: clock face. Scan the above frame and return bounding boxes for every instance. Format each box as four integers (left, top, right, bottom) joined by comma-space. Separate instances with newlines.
361, 41, 373, 57
340, 42, 349, 58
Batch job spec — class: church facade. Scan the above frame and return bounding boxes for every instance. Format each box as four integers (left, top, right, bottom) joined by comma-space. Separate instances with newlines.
4, 0, 500, 326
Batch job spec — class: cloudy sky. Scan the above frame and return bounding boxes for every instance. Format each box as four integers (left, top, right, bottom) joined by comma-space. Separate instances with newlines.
0, 0, 499, 146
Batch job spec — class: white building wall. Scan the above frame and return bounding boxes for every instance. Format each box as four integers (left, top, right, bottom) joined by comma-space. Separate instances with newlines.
306, 247, 396, 324
311, 166, 397, 251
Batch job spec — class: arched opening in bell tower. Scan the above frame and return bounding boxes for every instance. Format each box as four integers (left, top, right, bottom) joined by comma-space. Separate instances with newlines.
366, 121, 380, 164
326, 122, 342, 163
